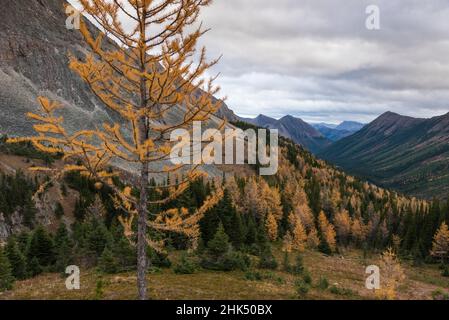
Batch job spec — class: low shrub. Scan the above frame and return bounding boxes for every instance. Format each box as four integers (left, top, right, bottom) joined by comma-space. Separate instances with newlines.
295, 279, 310, 298
258, 247, 278, 270
244, 270, 263, 281
302, 271, 312, 285
329, 285, 355, 296
432, 289, 449, 300
174, 254, 197, 275
202, 251, 250, 271
291, 254, 305, 275
317, 276, 329, 290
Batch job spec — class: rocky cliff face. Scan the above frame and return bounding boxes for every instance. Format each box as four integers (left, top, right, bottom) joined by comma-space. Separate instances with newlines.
1, 0, 230, 170
0, 0, 123, 136
0, 0, 234, 137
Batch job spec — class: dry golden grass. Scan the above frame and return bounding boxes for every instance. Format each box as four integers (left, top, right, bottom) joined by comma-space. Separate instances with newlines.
1, 249, 448, 300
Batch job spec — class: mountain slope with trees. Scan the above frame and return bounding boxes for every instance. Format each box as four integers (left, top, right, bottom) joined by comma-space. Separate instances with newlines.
1, 0, 449, 301
319, 111, 449, 199
1, 126, 449, 298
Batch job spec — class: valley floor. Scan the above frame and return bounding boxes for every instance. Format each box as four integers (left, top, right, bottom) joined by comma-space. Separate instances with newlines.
1, 249, 448, 300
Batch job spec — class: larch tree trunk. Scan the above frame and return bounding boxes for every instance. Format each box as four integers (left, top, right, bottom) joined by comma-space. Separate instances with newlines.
137, 6, 148, 300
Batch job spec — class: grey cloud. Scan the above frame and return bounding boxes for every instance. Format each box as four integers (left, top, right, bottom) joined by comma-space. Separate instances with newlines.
69, 0, 449, 123
197, 0, 449, 123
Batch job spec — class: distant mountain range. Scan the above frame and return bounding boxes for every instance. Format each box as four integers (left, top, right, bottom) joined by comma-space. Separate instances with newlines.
239, 115, 364, 152
319, 111, 449, 199
312, 121, 365, 142
241, 114, 332, 153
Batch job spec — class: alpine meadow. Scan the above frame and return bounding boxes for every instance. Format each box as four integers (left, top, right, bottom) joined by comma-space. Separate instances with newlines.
1, 0, 449, 307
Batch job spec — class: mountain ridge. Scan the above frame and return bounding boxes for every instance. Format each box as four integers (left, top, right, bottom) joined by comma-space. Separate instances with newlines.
319, 111, 449, 199
241, 114, 365, 147
241, 114, 331, 153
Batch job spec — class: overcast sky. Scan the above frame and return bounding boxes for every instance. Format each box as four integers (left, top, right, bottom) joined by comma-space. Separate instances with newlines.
69, 0, 449, 124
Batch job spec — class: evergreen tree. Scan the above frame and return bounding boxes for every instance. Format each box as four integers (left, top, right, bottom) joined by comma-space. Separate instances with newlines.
5, 237, 27, 280
27, 256, 42, 277
258, 245, 278, 270
201, 223, 249, 271
85, 217, 112, 257
113, 237, 136, 271
148, 247, 172, 269
98, 247, 118, 274
245, 214, 257, 246
207, 223, 230, 258
22, 197, 37, 228
0, 248, 15, 291
421, 200, 442, 254
199, 207, 220, 245
217, 190, 241, 244
17, 232, 30, 253
402, 207, 416, 252
27, 226, 55, 267
174, 253, 197, 274
307, 175, 321, 215
55, 241, 73, 273
256, 217, 270, 251
227, 211, 245, 250
200, 188, 245, 249
54, 223, 71, 247
54, 224, 73, 272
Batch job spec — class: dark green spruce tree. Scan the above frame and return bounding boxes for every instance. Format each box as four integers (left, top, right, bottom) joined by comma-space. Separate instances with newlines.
0, 247, 15, 291
54, 223, 73, 272
5, 237, 27, 280
27, 225, 55, 268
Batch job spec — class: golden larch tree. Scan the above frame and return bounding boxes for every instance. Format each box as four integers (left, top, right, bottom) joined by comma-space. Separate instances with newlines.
243, 178, 261, 215
334, 209, 351, 245
431, 222, 449, 263
294, 203, 314, 231
351, 217, 366, 244
9, 0, 223, 300
258, 180, 283, 221
282, 232, 293, 253
266, 213, 278, 241
288, 211, 307, 252
318, 211, 336, 252
306, 227, 320, 249
375, 248, 405, 300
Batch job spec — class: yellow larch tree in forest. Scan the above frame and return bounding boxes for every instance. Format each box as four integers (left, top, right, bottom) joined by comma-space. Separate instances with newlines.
431, 222, 449, 263
294, 203, 314, 232
243, 177, 261, 215
375, 248, 405, 300
9, 0, 224, 300
334, 209, 351, 245
306, 227, 320, 249
266, 212, 278, 241
318, 211, 336, 253
288, 211, 307, 252
351, 217, 367, 244
282, 232, 293, 253
259, 180, 283, 221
